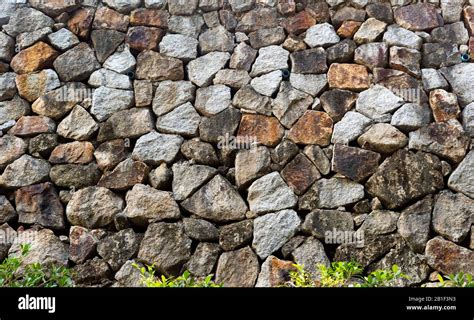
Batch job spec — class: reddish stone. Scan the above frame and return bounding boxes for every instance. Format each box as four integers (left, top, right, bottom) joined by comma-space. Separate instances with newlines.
69, 226, 107, 264
429, 89, 461, 123
126, 26, 165, 51
463, 6, 474, 34
327, 63, 370, 92
93, 7, 130, 32
9, 116, 56, 137
237, 114, 284, 147
288, 111, 333, 146
10, 42, 58, 74
49, 142, 95, 165
257, 256, 296, 287
378, 73, 428, 104
130, 8, 169, 28
337, 20, 362, 38
136, 50, 184, 81
394, 3, 443, 31
281, 153, 320, 195
67, 7, 95, 38
278, 0, 296, 15
97, 159, 149, 191
282, 11, 316, 35
332, 144, 381, 182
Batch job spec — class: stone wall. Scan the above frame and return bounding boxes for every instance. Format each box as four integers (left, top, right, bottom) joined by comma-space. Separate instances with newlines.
0, 0, 473, 287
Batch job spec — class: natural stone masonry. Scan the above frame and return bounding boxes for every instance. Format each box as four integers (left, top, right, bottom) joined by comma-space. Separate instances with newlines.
0, 1, 473, 288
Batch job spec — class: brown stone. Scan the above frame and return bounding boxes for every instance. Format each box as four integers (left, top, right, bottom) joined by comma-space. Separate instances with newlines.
237, 114, 284, 147
320, 89, 358, 122
136, 50, 184, 81
469, 37, 474, 54
15, 182, 65, 230
389, 46, 421, 78
256, 256, 296, 287
134, 80, 153, 107
9, 116, 56, 137
98, 159, 149, 191
10, 42, 58, 75
236, 8, 279, 33
290, 48, 327, 74
126, 26, 165, 51
69, 226, 107, 264
49, 142, 95, 165
465, 6, 474, 34
426, 237, 474, 275
93, 7, 130, 32
288, 111, 333, 146
130, 8, 169, 28
278, 0, 296, 15
394, 3, 443, 31
337, 21, 362, 38
357, 123, 408, 154
327, 63, 370, 92
378, 73, 427, 104
281, 153, 321, 195
332, 144, 381, 182
67, 7, 95, 38
15, 70, 60, 103
94, 139, 127, 171
282, 11, 316, 35
429, 89, 460, 123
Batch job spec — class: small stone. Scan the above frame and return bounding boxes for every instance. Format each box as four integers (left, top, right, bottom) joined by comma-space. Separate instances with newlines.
247, 172, 298, 214
235, 146, 271, 188
354, 42, 388, 70
66, 186, 124, 228
366, 150, 444, 209
15, 69, 60, 103
168, 14, 205, 38
28, 133, 58, 158
67, 7, 94, 39
3, 8, 54, 37
130, 8, 168, 27
299, 178, 365, 210
216, 246, 259, 287
138, 222, 191, 276
429, 89, 460, 123
0, 73, 16, 103
97, 229, 142, 272
249, 27, 285, 49
72, 258, 111, 286
159, 33, 198, 60
281, 153, 320, 195
448, 150, 474, 199
232, 85, 271, 115
180, 139, 219, 166
304, 23, 340, 48
237, 114, 284, 147
391, 103, 431, 132
199, 26, 235, 53
91, 87, 134, 122
156, 103, 201, 137
425, 237, 474, 275
181, 175, 247, 222
331, 144, 380, 182
57, 106, 98, 141
148, 163, 172, 190
0, 135, 26, 169
53, 43, 100, 82
91, 29, 125, 63
98, 108, 154, 142
152, 81, 195, 116
355, 85, 403, 121
397, 196, 432, 254
431, 22, 469, 45
288, 111, 333, 146
331, 111, 372, 144
11, 42, 58, 74
253, 210, 300, 259
236, 8, 279, 33
103, 0, 141, 13
409, 123, 470, 163
125, 26, 164, 51
50, 163, 101, 189
282, 10, 316, 35
353, 18, 387, 45
183, 218, 219, 242
422, 43, 458, 69
366, 2, 393, 23
255, 256, 296, 287
439, 63, 474, 107
360, 210, 399, 236
394, 3, 443, 31
289, 73, 327, 97
98, 159, 149, 191
195, 85, 231, 117
88, 69, 132, 90
49, 141, 94, 165
134, 80, 153, 107
230, 42, 257, 72
303, 145, 331, 176
200, 106, 241, 143
250, 70, 282, 97
332, 6, 366, 28
9, 116, 55, 137
92, 7, 130, 32
302, 209, 353, 240
389, 46, 421, 78
0, 196, 16, 224
136, 49, 183, 81
47, 28, 79, 51
320, 89, 357, 122
94, 139, 127, 171
186, 243, 221, 277
290, 237, 329, 277
421, 68, 449, 91
0, 32, 15, 62
337, 20, 362, 38
103, 46, 136, 74
187, 52, 230, 87
290, 48, 327, 74
132, 131, 183, 165
249, 45, 289, 77
462, 103, 474, 137
219, 220, 253, 251
382, 24, 422, 50
69, 226, 107, 265
172, 162, 217, 201
357, 123, 408, 153
327, 63, 370, 91
229, 0, 255, 13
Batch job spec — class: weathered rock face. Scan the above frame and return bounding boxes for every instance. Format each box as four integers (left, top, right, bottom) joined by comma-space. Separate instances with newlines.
0, 0, 472, 288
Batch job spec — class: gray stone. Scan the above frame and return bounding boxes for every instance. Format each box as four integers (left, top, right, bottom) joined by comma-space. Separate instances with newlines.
250, 45, 289, 77
114, 260, 145, 287
382, 24, 422, 50
441, 0, 464, 23
431, 22, 469, 45
421, 68, 449, 91
462, 103, 474, 137
195, 85, 231, 116
185, 242, 221, 277
302, 209, 353, 240
152, 80, 195, 116
290, 237, 329, 277
199, 106, 241, 143
249, 27, 286, 49
0, 135, 26, 169
248, 172, 298, 214
232, 85, 271, 115
156, 102, 200, 137
440, 63, 474, 107
181, 175, 248, 222
289, 73, 327, 97
229, 0, 255, 12
57, 106, 98, 141
354, 18, 387, 45
15, 28, 52, 51
138, 222, 192, 276
235, 146, 271, 188
219, 220, 253, 251
0, 73, 16, 102
271, 139, 299, 167
199, 26, 235, 53
183, 218, 219, 242
0, 32, 15, 62
69, 226, 106, 264
91, 29, 125, 64
304, 145, 331, 176
3, 8, 54, 37
159, 34, 199, 60
391, 103, 432, 132
180, 139, 219, 166
331, 111, 372, 144
448, 150, 474, 198
304, 23, 340, 48
0, 155, 50, 188
253, 210, 300, 259
355, 85, 404, 121
0, 196, 16, 224
88, 69, 132, 90
53, 43, 100, 82
103, 45, 136, 74
132, 131, 183, 165
214, 69, 252, 89
357, 123, 408, 154
91, 87, 134, 122
354, 42, 388, 70
230, 42, 257, 71
216, 246, 260, 287
172, 162, 217, 201
103, 0, 142, 13
0, 95, 30, 127
250, 70, 282, 97
168, 14, 205, 39
50, 163, 101, 189
187, 52, 230, 87
97, 229, 142, 271
360, 210, 400, 236
47, 28, 79, 51
148, 163, 172, 190
168, 0, 198, 15
255, 256, 296, 287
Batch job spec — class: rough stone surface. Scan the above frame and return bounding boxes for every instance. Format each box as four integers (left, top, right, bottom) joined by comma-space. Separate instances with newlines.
215, 246, 260, 287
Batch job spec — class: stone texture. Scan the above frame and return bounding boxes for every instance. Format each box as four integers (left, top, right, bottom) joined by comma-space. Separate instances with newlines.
15, 69, 60, 103
327, 63, 370, 91
290, 237, 329, 276
91, 29, 125, 63
304, 23, 340, 48
391, 103, 432, 132
448, 150, 474, 198
172, 162, 217, 201
235, 146, 271, 188
394, 3, 443, 31
290, 48, 327, 74
425, 237, 474, 275
219, 220, 253, 251
288, 111, 333, 146
53, 43, 100, 82
256, 256, 296, 287
11, 42, 58, 74
0, 135, 26, 169
98, 108, 154, 142
215, 246, 260, 287
159, 34, 198, 60
302, 209, 353, 240
357, 123, 408, 154
250, 46, 289, 77
331, 144, 381, 182
57, 106, 98, 141
183, 218, 219, 242
97, 229, 142, 271
136, 50, 184, 81
156, 103, 201, 137
98, 159, 149, 191
353, 18, 387, 45
0, 155, 50, 188
356, 84, 403, 121
237, 114, 284, 147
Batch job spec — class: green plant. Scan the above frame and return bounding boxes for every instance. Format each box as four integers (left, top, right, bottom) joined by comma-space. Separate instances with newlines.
437, 272, 474, 288
133, 263, 222, 288
0, 244, 73, 288
319, 261, 363, 287
355, 264, 409, 288
287, 263, 315, 287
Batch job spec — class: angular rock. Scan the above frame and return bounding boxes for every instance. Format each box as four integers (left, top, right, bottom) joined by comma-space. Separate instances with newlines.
28, 133, 58, 158
172, 162, 217, 201
397, 196, 432, 254
11, 42, 58, 74
290, 237, 329, 276
288, 111, 333, 146
136, 50, 184, 81
302, 209, 354, 240
250, 70, 282, 97
98, 108, 154, 142
213, 69, 252, 89
66, 187, 124, 228
327, 63, 370, 91
50, 163, 101, 189
382, 24, 422, 50
219, 220, 253, 251
215, 246, 260, 287
233, 85, 271, 115
130, 8, 168, 26
440, 63, 474, 107
199, 26, 235, 53
234, 146, 271, 188
88, 69, 132, 90
49, 141, 94, 165
332, 144, 380, 182
250, 45, 289, 77
168, 14, 205, 38
289, 73, 327, 97
281, 153, 320, 195
337, 20, 362, 38
0, 196, 16, 224
290, 48, 327, 74
304, 23, 340, 48
366, 150, 444, 209
331, 111, 371, 144
320, 89, 357, 122
391, 103, 431, 132
54, 43, 100, 82
355, 85, 403, 121
230, 42, 257, 71
67, 7, 95, 39
429, 89, 460, 123
132, 131, 183, 165
237, 114, 284, 147
180, 139, 219, 166
91, 87, 134, 122
98, 159, 149, 191
185, 242, 221, 277
448, 150, 474, 198
0, 155, 50, 188
183, 218, 219, 242
394, 3, 443, 31
3, 8, 54, 37
91, 29, 125, 63
152, 80, 195, 116
0, 73, 17, 102
354, 42, 388, 71
200, 107, 241, 143
187, 52, 230, 87
389, 46, 421, 78
421, 68, 449, 91
431, 22, 469, 45
57, 106, 98, 141
0, 135, 26, 169
93, 7, 129, 32
156, 103, 201, 137
69, 226, 106, 264
97, 229, 142, 271
126, 26, 164, 52
15, 69, 60, 103
72, 258, 111, 286
195, 85, 231, 116
360, 210, 399, 236
282, 10, 316, 35
159, 33, 198, 60
249, 27, 285, 50
425, 237, 474, 275
138, 222, 192, 276
422, 43, 458, 69
47, 28, 79, 51
304, 145, 331, 176
247, 172, 298, 214
103, 45, 136, 74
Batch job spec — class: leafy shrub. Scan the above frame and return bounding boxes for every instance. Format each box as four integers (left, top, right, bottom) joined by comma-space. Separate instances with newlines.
134, 263, 222, 288
0, 244, 73, 288
319, 261, 363, 287
355, 264, 409, 287
436, 272, 474, 288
